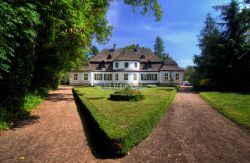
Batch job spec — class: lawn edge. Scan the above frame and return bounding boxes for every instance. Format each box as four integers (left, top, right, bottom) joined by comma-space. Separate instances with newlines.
72, 87, 177, 156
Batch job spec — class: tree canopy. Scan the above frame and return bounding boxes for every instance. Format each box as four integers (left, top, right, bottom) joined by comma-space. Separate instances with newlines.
193, 0, 250, 91
0, 0, 163, 116
154, 36, 169, 60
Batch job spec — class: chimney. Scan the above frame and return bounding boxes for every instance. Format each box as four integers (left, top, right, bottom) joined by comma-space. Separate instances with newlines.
113, 43, 116, 52
136, 44, 139, 52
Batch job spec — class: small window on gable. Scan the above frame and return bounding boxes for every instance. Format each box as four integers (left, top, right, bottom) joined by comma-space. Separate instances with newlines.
124, 62, 128, 68
115, 62, 119, 68
140, 55, 145, 59
107, 54, 112, 59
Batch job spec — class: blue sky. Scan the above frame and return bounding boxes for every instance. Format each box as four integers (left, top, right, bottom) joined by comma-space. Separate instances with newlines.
93, 0, 231, 67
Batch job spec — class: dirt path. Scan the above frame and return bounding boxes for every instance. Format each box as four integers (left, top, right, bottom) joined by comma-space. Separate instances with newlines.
0, 86, 250, 163
0, 86, 96, 162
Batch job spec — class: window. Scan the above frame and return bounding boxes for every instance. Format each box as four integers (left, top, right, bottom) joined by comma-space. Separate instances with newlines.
176, 73, 180, 80
140, 55, 145, 59
141, 74, 157, 80
115, 62, 119, 68
134, 74, 137, 80
115, 74, 119, 81
94, 73, 102, 80
147, 61, 152, 68
163, 73, 169, 80
104, 74, 112, 80
83, 74, 88, 81
107, 55, 112, 59
73, 73, 78, 80
124, 74, 128, 80
124, 62, 128, 68
134, 63, 138, 68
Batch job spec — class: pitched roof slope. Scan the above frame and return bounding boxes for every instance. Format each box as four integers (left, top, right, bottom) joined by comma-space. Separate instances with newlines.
160, 58, 183, 71
90, 48, 162, 62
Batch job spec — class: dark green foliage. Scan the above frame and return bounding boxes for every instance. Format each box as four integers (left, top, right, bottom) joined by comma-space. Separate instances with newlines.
110, 88, 144, 101
0, 0, 162, 126
184, 65, 194, 81
154, 36, 169, 60
88, 45, 99, 58
110, 94, 144, 101
73, 87, 176, 156
193, 0, 250, 91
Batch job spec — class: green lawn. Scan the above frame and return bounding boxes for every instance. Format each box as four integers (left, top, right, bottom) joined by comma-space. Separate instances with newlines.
73, 86, 176, 155
200, 91, 250, 129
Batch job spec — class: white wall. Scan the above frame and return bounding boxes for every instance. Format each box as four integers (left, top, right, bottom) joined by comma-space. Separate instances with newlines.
113, 61, 140, 71
160, 71, 184, 84
69, 72, 91, 84
69, 71, 184, 85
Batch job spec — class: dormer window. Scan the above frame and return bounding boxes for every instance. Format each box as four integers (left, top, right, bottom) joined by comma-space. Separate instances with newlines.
107, 54, 112, 59
147, 60, 152, 68
140, 55, 145, 59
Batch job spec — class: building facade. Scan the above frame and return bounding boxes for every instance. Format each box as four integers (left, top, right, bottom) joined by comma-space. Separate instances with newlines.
69, 45, 184, 86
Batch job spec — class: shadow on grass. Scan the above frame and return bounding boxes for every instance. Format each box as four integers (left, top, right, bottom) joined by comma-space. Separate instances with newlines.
73, 94, 122, 159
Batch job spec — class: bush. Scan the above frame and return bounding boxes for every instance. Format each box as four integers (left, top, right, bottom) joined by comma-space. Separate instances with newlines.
146, 85, 157, 88
110, 94, 144, 101
73, 87, 176, 156
110, 88, 144, 101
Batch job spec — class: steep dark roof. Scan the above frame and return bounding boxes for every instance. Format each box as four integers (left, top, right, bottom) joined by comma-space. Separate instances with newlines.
160, 58, 183, 71
71, 49, 183, 72
90, 48, 162, 62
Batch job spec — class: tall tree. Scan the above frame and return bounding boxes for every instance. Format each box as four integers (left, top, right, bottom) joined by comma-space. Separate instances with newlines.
193, 0, 250, 90
154, 36, 168, 59
88, 45, 99, 58
0, 0, 163, 115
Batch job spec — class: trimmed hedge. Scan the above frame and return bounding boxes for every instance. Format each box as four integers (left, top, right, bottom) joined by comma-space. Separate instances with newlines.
110, 94, 144, 101
73, 88, 176, 156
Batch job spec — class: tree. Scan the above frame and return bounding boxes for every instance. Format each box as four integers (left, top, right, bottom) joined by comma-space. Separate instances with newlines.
0, 0, 163, 117
154, 36, 168, 59
184, 65, 194, 81
193, 0, 250, 90
89, 46, 99, 58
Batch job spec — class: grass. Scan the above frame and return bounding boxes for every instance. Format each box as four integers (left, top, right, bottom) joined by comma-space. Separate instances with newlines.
200, 91, 250, 129
0, 93, 45, 130
23, 94, 44, 112
73, 86, 177, 155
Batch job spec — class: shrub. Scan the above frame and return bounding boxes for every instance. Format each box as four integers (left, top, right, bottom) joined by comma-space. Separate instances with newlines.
146, 85, 157, 88
73, 87, 176, 156
110, 88, 144, 101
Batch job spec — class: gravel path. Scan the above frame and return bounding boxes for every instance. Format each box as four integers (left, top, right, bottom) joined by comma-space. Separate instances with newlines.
0, 86, 250, 163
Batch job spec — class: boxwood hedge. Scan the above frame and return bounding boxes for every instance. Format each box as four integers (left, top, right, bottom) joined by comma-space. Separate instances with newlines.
73, 87, 176, 156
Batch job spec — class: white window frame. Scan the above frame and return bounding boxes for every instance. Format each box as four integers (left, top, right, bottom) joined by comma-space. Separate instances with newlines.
115, 62, 119, 68
104, 74, 112, 80
73, 73, 78, 80
124, 74, 128, 80
83, 74, 88, 81
115, 74, 118, 81
134, 63, 138, 68
176, 73, 180, 80
124, 62, 128, 68
134, 74, 137, 80
94, 73, 102, 80
163, 73, 169, 80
